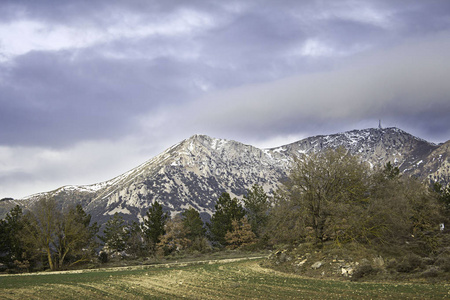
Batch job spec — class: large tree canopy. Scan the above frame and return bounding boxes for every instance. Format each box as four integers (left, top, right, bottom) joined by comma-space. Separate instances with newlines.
282, 148, 371, 244
272, 148, 444, 250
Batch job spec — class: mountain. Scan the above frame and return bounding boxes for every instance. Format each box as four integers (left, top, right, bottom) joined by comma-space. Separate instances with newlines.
1, 127, 449, 224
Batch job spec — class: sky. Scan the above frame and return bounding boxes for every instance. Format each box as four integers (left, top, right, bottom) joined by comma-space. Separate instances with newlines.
1, 0, 450, 199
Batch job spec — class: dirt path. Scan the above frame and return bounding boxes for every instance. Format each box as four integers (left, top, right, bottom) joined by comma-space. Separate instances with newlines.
0, 255, 266, 277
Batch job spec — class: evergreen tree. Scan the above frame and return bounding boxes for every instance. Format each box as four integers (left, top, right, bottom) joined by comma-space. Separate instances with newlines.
243, 184, 270, 238
382, 161, 400, 180
181, 207, 206, 241
207, 192, 245, 247
127, 221, 146, 258
142, 201, 169, 253
100, 213, 129, 253
0, 205, 24, 266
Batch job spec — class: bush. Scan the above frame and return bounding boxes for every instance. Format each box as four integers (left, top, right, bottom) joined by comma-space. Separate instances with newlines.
351, 264, 378, 281
396, 254, 423, 273
435, 256, 450, 272
189, 237, 212, 253
98, 252, 108, 264
421, 266, 439, 278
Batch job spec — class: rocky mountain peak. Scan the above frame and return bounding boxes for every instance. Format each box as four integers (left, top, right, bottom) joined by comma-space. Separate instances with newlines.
0, 127, 448, 225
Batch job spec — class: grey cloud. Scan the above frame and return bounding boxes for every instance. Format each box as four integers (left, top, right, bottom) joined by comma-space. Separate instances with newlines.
0, 0, 220, 27
1, 0, 450, 198
0, 49, 203, 146
177, 32, 450, 144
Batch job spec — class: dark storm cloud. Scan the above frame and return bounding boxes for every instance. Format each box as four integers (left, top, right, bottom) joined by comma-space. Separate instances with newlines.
0, 49, 203, 146
1, 0, 450, 197
1, 0, 449, 147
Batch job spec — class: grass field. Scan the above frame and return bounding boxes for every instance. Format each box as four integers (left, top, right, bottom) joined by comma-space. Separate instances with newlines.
1, 257, 449, 299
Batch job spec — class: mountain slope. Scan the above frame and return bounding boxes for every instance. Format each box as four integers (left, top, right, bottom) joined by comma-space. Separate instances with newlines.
1, 127, 448, 224
274, 127, 439, 174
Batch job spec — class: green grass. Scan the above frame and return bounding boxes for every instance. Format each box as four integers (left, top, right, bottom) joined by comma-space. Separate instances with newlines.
1, 258, 449, 299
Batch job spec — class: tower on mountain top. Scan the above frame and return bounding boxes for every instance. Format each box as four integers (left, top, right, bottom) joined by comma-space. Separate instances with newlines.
379, 120, 382, 129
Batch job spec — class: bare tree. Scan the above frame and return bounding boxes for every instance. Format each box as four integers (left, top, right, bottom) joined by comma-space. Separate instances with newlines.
280, 147, 370, 245
21, 198, 97, 270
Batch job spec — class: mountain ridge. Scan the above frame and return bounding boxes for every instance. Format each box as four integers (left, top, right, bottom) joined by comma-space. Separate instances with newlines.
1, 127, 448, 224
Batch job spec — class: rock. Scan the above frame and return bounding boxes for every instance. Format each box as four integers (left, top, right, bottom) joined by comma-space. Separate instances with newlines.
341, 266, 354, 276
373, 256, 385, 268
294, 258, 308, 267
311, 261, 323, 269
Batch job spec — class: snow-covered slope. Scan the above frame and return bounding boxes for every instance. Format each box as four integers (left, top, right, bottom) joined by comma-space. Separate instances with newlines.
1, 127, 448, 224
274, 127, 438, 171
81, 134, 290, 223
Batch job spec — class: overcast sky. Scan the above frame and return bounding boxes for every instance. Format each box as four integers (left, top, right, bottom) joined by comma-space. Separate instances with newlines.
1, 0, 450, 198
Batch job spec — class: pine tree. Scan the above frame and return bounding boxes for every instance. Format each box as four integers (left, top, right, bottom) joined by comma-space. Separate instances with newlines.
0, 205, 24, 265
142, 201, 169, 253
207, 192, 245, 247
243, 184, 270, 238
100, 213, 129, 253
181, 207, 206, 240
127, 221, 146, 258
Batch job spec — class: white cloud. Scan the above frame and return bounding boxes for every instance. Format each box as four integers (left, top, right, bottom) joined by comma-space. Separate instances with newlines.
0, 137, 157, 198
0, 8, 216, 61
299, 39, 335, 57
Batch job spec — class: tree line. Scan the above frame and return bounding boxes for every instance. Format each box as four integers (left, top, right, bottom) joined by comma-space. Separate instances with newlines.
1, 147, 449, 272
0, 185, 269, 271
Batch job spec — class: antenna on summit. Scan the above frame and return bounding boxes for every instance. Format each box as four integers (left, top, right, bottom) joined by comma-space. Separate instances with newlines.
378, 120, 382, 129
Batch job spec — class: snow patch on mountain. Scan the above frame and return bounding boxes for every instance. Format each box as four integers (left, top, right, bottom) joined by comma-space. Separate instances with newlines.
6, 127, 448, 226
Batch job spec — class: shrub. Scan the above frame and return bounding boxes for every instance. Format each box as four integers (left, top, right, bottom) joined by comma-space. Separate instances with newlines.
351, 264, 378, 281
435, 256, 450, 272
421, 266, 439, 278
396, 254, 423, 273
98, 252, 108, 264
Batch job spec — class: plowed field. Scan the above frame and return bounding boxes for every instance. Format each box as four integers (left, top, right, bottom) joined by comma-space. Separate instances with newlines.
1, 257, 448, 299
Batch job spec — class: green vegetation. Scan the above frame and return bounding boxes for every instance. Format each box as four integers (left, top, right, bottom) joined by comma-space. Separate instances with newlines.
265, 148, 449, 281
1, 258, 448, 299
142, 200, 169, 253
0, 198, 98, 271
0, 148, 449, 289
100, 213, 129, 253
207, 192, 246, 247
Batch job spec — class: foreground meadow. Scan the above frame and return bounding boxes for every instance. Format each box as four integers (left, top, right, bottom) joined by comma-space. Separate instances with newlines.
0, 257, 448, 299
